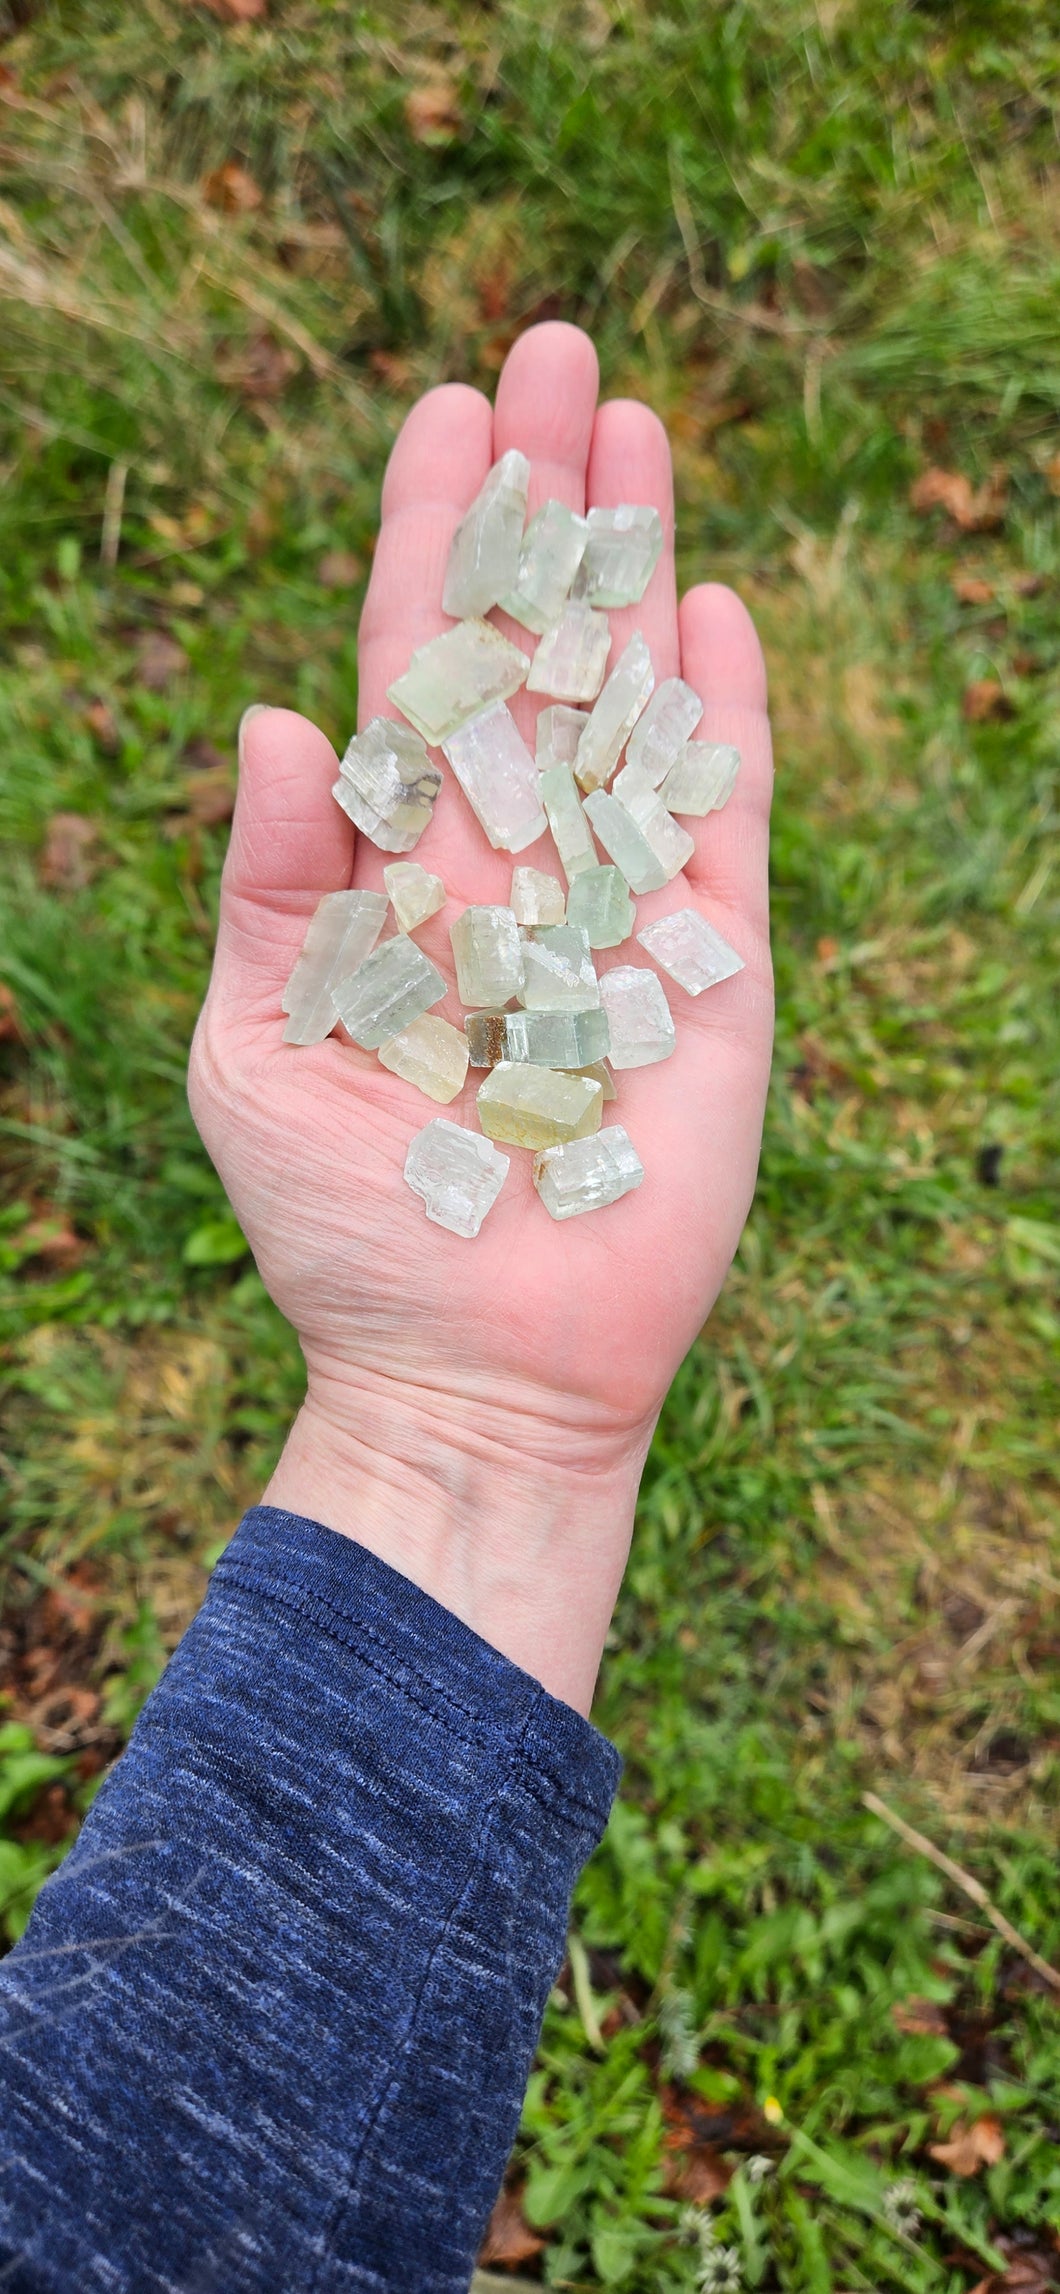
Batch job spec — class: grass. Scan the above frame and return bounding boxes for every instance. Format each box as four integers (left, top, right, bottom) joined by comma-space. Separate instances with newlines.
0, 2, 1058, 2286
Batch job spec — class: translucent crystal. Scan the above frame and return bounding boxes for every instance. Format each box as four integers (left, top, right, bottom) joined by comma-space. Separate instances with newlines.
660, 741, 740, 815
565, 1060, 617, 1102
333, 718, 442, 853
540, 763, 598, 885
582, 790, 670, 895
599, 964, 676, 1069
519, 924, 600, 1012
574, 633, 655, 794
536, 705, 589, 768
388, 619, 529, 744
637, 908, 744, 996
465, 1007, 611, 1070
442, 450, 530, 619
609, 761, 696, 885
511, 866, 566, 927
626, 678, 703, 785
565, 864, 636, 950
450, 905, 524, 1007
533, 1125, 644, 1220
575, 505, 664, 608
442, 702, 546, 854
526, 602, 611, 703
383, 862, 446, 933
331, 935, 447, 1051
404, 1118, 509, 1240
378, 1012, 469, 1103
477, 1063, 603, 1150
282, 890, 389, 1044
500, 501, 588, 633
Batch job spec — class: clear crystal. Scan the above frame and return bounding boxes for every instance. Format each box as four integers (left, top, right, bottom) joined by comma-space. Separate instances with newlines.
626, 678, 703, 785
282, 890, 388, 1044
442, 450, 530, 619
565, 864, 636, 950
383, 862, 446, 933
388, 619, 529, 744
609, 761, 696, 884
575, 505, 664, 607
526, 602, 611, 703
499, 500, 588, 633
540, 763, 598, 884
378, 1012, 469, 1102
404, 1118, 509, 1239
450, 905, 524, 1007
660, 741, 740, 815
637, 908, 744, 995
331, 935, 447, 1050
536, 705, 589, 768
477, 1063, 603, 1150
465, 1007, 611, 1069
442, 702, 546, 853
333, 718, 442, 853
519, 924, 600, 1012
511, 866, 566, 927
574, 633, 655, 794
599, 964, 676, 1068
533, 1125, 645, 1220
582, 790, 670, 894
564, 1059, 616, 1102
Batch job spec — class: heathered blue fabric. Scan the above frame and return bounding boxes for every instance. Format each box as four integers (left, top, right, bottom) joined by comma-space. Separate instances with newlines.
0, 1504, 620, 2292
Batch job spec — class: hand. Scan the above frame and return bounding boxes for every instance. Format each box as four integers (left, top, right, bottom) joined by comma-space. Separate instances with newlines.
189, 324, 773, 1714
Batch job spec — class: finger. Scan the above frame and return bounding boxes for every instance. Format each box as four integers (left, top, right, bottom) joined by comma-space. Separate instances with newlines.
492, 320, 599, 519
676, 582, 772, 946
585, 398, 679, 683
212, 705, 352, 1003
357, 383, 494, 726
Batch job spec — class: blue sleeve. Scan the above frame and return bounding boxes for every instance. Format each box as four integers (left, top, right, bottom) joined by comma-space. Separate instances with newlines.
0, 1505, 620, 2292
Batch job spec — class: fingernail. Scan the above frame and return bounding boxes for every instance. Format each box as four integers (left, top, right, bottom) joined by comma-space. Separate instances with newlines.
237, 702, 270, 763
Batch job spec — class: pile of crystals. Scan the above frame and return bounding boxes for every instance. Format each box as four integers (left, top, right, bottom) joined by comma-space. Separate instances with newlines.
283, 449, 744, 1238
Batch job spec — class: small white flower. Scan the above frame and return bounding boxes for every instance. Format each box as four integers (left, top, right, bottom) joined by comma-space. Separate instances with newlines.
744, 2153, 775, 2185
882, 2176, 922, 2237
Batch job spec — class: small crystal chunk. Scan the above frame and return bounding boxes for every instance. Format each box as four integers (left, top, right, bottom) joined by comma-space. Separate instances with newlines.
500, 500, 589, 633
477, 1063, 603, 1149
660, 741, 740, 815
610, 761, 696, 885
465, 1007, 611, 1069
511, 866, 566, 927
536, 705, 589, 768
519, 924, 600, 1012
526, 602, 611, 703
442, 702, 546, 854
333, 718, 442, 853
442, 450, 530, 619
383, 862, 446, 933
282, 890, 388, 1045
450, 905, 524, 1007
582, 790, 670, 895
576, 505, 664, 608
574, 633, 655, 794
565, 1060, 616, 1102
565, 864, 636, 950
332, 935, 447, 1051
599, 964, 676, 1068
626, 678, 703, 785
637, 908, 745, 995
378, 1013, 469, 1103
404, 1118, 509, 1239
540, 764, 598, 885
388, 620, 529, 744
533, 1125, 645, 1220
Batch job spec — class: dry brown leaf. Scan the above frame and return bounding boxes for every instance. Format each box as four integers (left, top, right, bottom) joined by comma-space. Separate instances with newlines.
928, 2113, 1006, 2176
893, 1996, 949, 2036
84, 697, 120, 752
665, 2148, 733, 2203
1044, 453, 1060, 497
136, 631, 189, 692
197, 0, 267, 20
910, 466, 1007, 532
405, 76, 463, 145
0, 982, 23, 1043
183, 765, 236, 826
19, 1213, 85, 1267
962, 678, 1014, 724
1013, 570, 1047, 597
203, 160, 262, 213
477, 2187, 545, 2267
215, 326, 298, 402
952, 574, 995, 605
317, 549, 364, 590
39, 812, 98, 889
367, 348, 412, 388
182, 738, 229, 775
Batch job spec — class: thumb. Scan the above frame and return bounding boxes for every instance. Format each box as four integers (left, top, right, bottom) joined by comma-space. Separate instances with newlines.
211, 705, 355, 1011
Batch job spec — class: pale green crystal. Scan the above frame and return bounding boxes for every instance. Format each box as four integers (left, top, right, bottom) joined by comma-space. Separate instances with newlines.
442, 702, 546, 853
540, 763, 598, 885
574, 632, 655, 794
333, 717, 442, 853
442, 450, 529, 619
282, 889, 388, 1044
610, 760, 696, 884
526, 601, 610, 703
404, 1117, 509, 1239
519, 924, 600, 1012
477, 1062, 603, 1149
582, 789, 670, 894
637, 908, 744, 995
565, 864, 636, 950
383, 862, 446, 933
660, 740, 740, 815
626, 677, 703, 785
465, 1006, 610, 1069
533, 1125, 644, 1220
499, 500, 588, 633
510, 866, 566, 927
388, 619, 529, 744
575, 505, 664, 608
536, 705, 588, 768
564, 1060, 616, 1102
331, 935, 446, 1051
450, 905, 524, 1007
599, 964, 676, 1068
378, 1012, 469, 1103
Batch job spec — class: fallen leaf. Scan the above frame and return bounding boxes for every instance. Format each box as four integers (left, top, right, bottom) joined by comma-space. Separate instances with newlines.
183, 764, 236, 825
181, 738, 229, 774
962, 678, 1014, 723
665, 2148, 733, 2203
136, 630, 189, 691
19, 1214, 85, 1268
929, 2113, 1006, 2176
1012, 570, 1047, 597
39, 812, 98, 889
815, 936, 840, 964
84, 697, 120, 752
197, 0, 267, 19
893, 1996, 949, 2036
910, 466, 1007, 532
405, 75, 462, 144
952, 574, 995, 605
203, 160, 262, 213
1011, 651, 1040, 676
317, 549, 363, 589
215, 326, 298, 402
478, 266, 511, 324
30, 1683, 101, 1753
1045, 453, 1060, 497
477, 2188, 545, 2267
367, 348, 412, 388
0, 982, 23, 1042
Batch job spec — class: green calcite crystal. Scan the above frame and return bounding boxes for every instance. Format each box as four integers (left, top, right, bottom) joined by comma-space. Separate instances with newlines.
575, 505, 664, 608
442, 449, 530, 619
539, 763, 598, 885
378, 1012, 469, 1103
582, 789, 670, 894
536, 704, 588, 768
500, 500, 588, 633
331, 934, 447, 1051
282, 889, 388, 1045
626, 677, 703, 785
450, 905, 524, 1007
636, 907, 744, 995
442, 702, 547, 853
533, 1125, 644, 1220
599, 963, 676, 1068
564, 1060, 617, 1102
510, 866, 566, 927
573, 633, 655, 794
383, 861, 446, 933
404, 1117, 509, 1239
333, 717, 442, 853
660, 740, 740, 815
526, 601, 610, 703
477, 1062, 604, 1149
610, 761, 696, 885
565, 863, 636, 949
388, 619, 529, 744
519, 923, 600, 1012
464, 1006, 611, 1069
